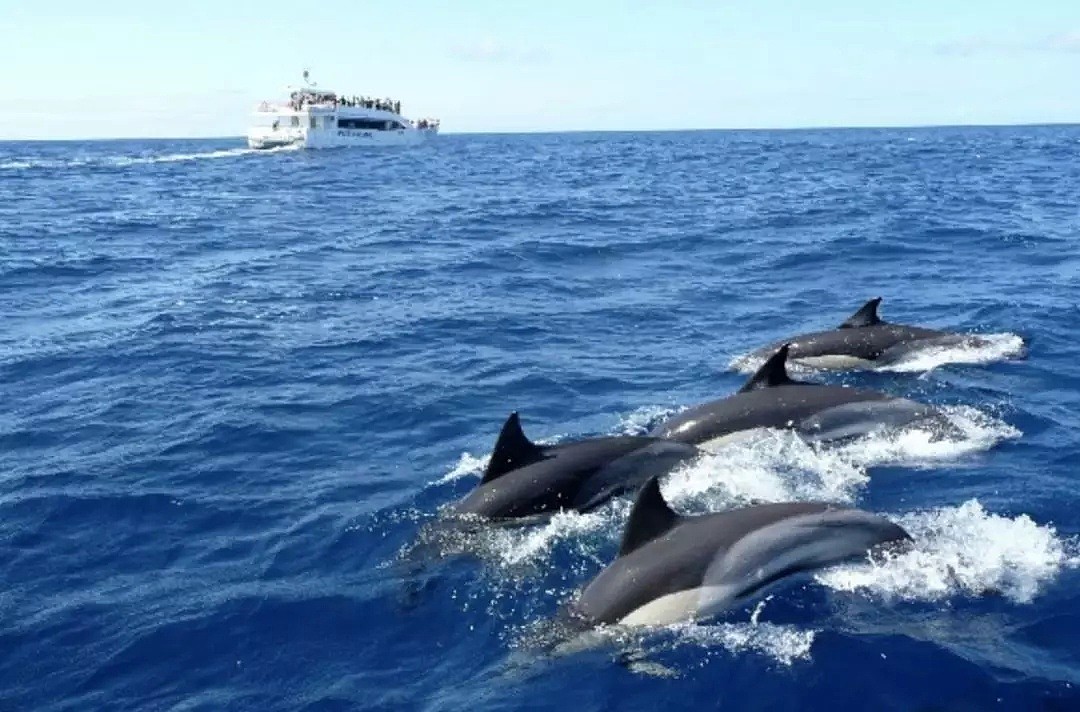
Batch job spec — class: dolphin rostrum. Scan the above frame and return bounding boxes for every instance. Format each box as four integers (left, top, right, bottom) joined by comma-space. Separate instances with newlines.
650, 343, 949, 447
741, 297, 991, 370
567, 477, 911, 627
450, 413, 700, 520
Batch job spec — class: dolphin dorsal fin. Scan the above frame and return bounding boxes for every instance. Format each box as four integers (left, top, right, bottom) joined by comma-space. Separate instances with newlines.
839, 297, 884, 329
481, 412, 546, 484
738, 344, 796, 393
618, 477, 680, 557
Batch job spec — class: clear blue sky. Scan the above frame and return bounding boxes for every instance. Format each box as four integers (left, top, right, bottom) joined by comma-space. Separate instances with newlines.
2, 0, 1079, 139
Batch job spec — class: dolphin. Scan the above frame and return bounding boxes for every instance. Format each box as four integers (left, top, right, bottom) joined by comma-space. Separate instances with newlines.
566, 477, 911, 627
741, 297, 991, 371
450, 413, 700, 520
650, 343, 950, 447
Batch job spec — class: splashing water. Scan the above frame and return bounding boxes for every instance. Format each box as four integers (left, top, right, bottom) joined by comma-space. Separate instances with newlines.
436, 451, 490, 484
512, 610, 817, 670
666, 620, 817, 667
826, 405, 1021, 469
615, 405, 681, 435
817, 499, 1079, 603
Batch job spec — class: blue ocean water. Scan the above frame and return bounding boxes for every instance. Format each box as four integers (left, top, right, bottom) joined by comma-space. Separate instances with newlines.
1, 126, 1079, 711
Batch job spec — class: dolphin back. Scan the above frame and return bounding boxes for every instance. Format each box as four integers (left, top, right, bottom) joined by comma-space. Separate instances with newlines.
571, 441, 699, 513
794, 398, 943, 444
873, 332, 992, 366
452, 437, 697, 520
697, 508, 912, 616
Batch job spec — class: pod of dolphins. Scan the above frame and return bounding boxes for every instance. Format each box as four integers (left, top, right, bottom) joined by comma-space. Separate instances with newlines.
439, 299, 1001, 630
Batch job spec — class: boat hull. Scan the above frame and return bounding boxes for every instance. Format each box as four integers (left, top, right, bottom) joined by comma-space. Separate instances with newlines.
246, 126, 437, 150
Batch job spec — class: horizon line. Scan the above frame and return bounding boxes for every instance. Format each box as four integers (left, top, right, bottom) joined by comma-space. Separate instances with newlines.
2, 119, 1078, 143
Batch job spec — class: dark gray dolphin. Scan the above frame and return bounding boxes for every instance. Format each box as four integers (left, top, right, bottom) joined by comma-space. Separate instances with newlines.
568, 477, 911, 626
650, 344, 949, 447
743, 297, 990, 370
451, 413, 700, 520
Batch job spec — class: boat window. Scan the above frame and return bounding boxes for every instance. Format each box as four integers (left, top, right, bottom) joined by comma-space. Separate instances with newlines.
310, 116, 317, 129
337, 118, 391, 131
291, 116, 300, 127
324, 116, 336, 129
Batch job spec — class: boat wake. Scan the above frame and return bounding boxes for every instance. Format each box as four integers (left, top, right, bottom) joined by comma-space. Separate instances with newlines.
106, 147, 277, 166
0, 144, 297, 172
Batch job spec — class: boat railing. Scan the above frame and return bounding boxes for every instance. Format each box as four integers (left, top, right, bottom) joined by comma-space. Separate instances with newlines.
257, 100, 408, 114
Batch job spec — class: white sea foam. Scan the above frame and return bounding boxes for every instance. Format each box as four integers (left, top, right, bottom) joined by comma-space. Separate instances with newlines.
436, 451, 490, 484
615, 405, 680, 435
481, 509, 608, 569
526, 607, 816, 670
817, 499, 1078, 604
666, 620, 817, 667
667, 405, 1018, 509
662, 433, 868, 509
825, 404, 1021, 469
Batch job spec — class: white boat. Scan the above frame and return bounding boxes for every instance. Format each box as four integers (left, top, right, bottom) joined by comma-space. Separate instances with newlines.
247, 73, 439, 150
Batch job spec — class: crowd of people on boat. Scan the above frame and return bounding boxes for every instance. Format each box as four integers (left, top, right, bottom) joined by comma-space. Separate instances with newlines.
415, 118, 439, 130
288, 90, 402, 114
337, 96, 402, 113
